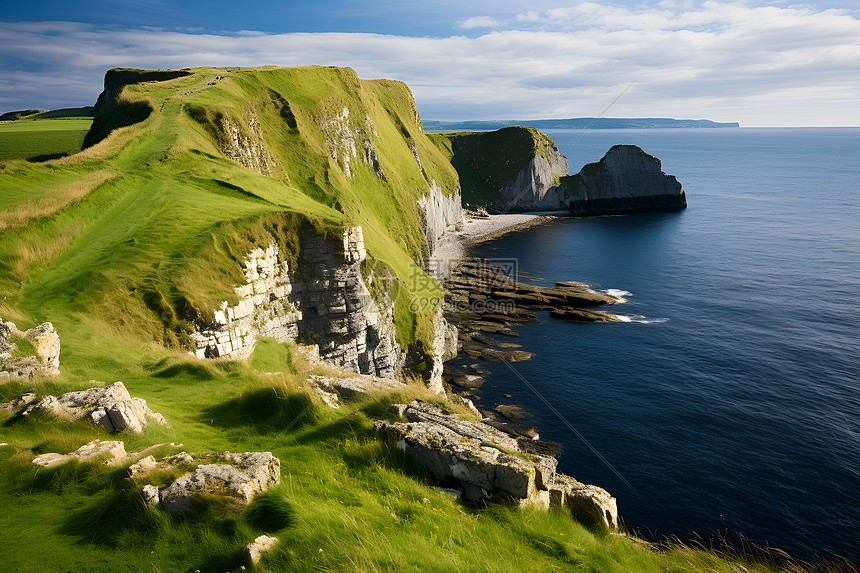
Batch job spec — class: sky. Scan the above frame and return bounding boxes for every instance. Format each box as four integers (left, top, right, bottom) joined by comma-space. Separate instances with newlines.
1, 0, 859, 126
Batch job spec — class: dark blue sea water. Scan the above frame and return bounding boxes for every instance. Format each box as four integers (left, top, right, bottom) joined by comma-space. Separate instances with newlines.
467, 128, 860, 563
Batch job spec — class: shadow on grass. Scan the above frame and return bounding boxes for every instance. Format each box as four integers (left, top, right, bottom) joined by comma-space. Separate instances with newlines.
58, 479, 297, 572
60, 489, 252, 572
203, 386, 318, 433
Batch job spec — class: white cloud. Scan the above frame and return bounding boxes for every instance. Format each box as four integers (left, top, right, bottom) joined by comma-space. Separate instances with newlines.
456, 15, 505, 29
1, 1, 859, 126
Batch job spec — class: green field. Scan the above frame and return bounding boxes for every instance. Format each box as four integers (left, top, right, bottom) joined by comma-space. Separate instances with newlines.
0, 68, 837, 572
0, 117, 93, 161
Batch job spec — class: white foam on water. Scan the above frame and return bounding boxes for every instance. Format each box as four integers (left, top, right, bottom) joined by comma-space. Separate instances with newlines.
604, 289, 632, 298
588, 288, 633, 303
615, 314, 669, 324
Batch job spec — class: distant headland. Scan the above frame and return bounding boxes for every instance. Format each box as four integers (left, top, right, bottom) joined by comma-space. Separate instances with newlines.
423, 117, 740, 131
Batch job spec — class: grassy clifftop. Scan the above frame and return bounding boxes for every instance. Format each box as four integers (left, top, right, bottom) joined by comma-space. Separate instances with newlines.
0, 66, 460, 352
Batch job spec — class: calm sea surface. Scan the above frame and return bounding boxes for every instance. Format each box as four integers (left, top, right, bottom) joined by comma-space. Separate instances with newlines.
465, 128, 860, 562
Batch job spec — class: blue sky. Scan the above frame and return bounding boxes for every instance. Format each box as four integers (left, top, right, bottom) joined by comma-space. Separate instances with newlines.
2, 0, 859, 126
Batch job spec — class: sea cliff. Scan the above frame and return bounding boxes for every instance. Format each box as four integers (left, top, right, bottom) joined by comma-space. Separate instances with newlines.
432, 129, 686, 215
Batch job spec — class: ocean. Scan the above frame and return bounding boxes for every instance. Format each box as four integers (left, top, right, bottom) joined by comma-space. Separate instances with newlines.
463, 127, 860, 562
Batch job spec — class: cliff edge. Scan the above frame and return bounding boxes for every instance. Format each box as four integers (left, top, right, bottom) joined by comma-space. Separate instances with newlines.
429, 127, 568, 213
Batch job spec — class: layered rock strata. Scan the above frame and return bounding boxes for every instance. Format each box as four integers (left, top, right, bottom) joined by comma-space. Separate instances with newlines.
495, 145, 569, 212
442, 260, 620, 367
191, 226, 400, 378
377, 401, 618, 530
563, 145, 686, 215
0, 319, 60, 380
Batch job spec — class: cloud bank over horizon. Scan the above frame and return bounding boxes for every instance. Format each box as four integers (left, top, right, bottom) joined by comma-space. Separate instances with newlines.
1, 1, 858, 127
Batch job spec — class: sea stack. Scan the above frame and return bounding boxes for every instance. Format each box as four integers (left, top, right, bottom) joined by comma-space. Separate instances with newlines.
563, 145, 686, 215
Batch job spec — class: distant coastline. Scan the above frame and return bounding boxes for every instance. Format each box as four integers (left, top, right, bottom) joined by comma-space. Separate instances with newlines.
424, 117, 740, 131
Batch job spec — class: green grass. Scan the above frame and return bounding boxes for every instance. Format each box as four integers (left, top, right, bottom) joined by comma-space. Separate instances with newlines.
8, 335, 37, 358
0, 339, 813, 572
0, 67, 845, 573
0, 118, 93, 161
0, 66, 453, 350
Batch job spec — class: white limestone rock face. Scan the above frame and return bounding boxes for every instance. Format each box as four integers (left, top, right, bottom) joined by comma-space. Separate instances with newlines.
220, 108, 276, 175
320, 107, 384, 180
191, 243, 300, 360
377, 400, 619, 531
23, 381, 168, 434
0, 319, 61, 380
193, 227, 402, 379
417, 181, 464, 258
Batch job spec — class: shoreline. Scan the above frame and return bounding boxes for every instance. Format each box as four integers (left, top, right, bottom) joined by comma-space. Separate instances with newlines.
459, 211, 567, 244
430, 212, 567, 277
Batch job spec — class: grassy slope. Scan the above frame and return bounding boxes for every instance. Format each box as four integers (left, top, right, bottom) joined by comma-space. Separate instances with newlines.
428, 126, 559, 209
0, 117, 94, 161
0, 68, 804, 572
0, 66, 457, 348
0, 340, 782, 573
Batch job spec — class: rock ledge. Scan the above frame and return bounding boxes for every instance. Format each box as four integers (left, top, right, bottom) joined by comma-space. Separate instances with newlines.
377, 400, 618, 530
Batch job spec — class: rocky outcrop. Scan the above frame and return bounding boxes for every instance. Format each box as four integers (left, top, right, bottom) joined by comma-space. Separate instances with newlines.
436, 127, 570, 213
436, 128, 686, 216
444, 260, 620, 351
192, 226, 401, 378
320, 107, 383, 179
22, 381, 168, 434
377, 401, 618, 530
191, 243, 300, 360
220, 108, 276, 175
33, 439, 128, 468
191, 224, 459, 389
563, 145, 686, 215
308, 373, 406, 405
0, 319, 60, 380
128, 451, 281, 513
